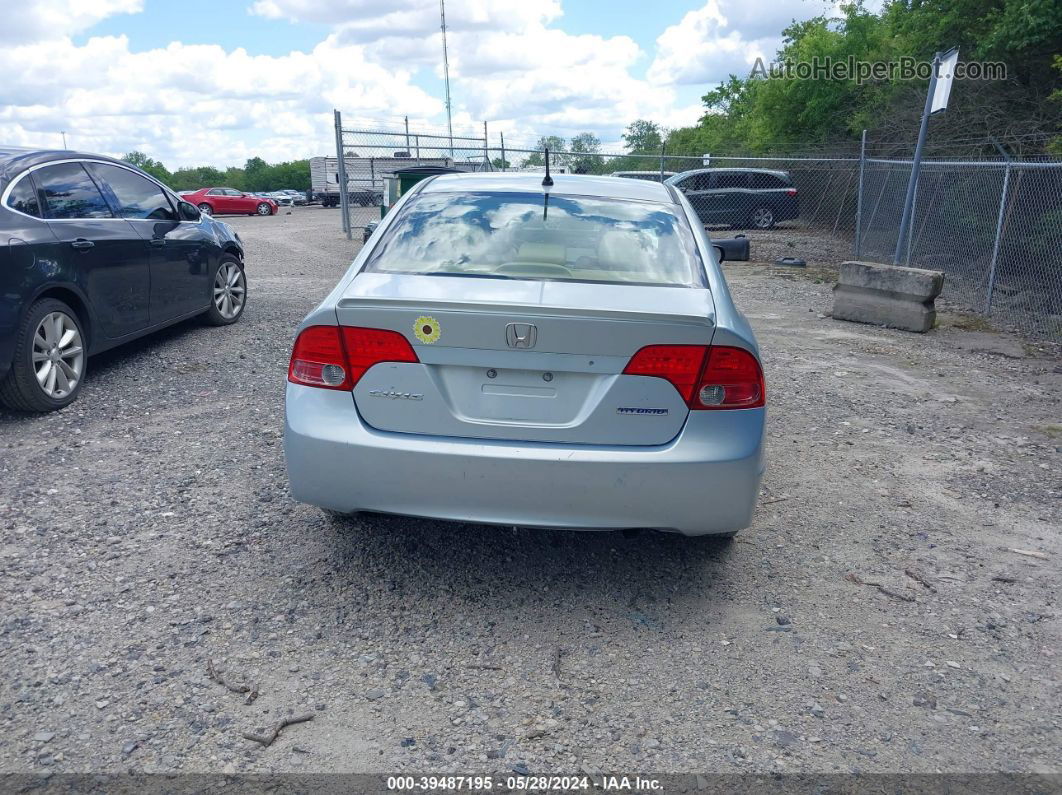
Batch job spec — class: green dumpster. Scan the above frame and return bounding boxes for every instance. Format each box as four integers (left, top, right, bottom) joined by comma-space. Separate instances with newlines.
380, 166, 463, 218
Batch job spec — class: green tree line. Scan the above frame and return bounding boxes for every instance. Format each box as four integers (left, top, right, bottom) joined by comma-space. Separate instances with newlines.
122, 152, 311, 192
655, 0, 1060, 158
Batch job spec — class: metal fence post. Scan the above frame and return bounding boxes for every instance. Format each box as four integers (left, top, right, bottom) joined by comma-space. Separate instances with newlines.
483, 121, 489, 171
333, 110, 351, 240
500, 132, 506, 172
854, 129, 866, 258
985, 160, 1012, 315
404, 116, 410, 155
905, 176, 919, 266
659, 143, 665, 182
894, 52, 941, 264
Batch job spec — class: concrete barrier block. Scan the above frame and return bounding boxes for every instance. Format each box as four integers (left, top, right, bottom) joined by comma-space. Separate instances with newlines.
832, 261, 944, 333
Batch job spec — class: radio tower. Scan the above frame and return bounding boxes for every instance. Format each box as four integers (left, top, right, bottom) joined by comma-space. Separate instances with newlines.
439, 0, 454, 157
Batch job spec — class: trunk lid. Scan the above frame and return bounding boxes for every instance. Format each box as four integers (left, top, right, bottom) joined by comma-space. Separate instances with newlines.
337, 273, 716, 445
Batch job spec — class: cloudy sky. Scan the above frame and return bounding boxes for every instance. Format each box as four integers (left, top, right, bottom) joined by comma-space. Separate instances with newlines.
1, 0, 836, 168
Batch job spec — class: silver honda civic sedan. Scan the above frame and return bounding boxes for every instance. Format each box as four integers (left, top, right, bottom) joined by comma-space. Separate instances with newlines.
284, 172, 765, 536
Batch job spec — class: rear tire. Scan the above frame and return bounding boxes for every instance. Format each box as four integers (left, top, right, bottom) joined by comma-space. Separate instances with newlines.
203, 255, 247, 326
0, 298, 87, 412
197, 202, 213, 215
750, 207, 775, 229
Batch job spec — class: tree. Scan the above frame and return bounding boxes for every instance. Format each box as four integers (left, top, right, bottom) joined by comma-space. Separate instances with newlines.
242, 157, 270, 192
622, 120, 664, 154
168, 165, 225, 191
1051, 56, 1062, 154
491, 156, 511, 170
522, 135, 568, 167
569, 132, 602, 174
662, 0, 1061, 157
122, 151, 171, 184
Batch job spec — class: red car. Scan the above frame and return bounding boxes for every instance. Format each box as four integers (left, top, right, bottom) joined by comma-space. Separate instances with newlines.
181, 187, 277, 216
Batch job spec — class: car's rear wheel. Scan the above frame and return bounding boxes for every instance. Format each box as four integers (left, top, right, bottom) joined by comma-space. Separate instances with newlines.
750, 207, 775, 229
256, 202, 272, 216
0, 298, 87, 412
198, 202, 213, 215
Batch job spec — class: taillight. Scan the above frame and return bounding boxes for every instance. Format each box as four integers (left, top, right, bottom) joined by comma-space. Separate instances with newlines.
288, 325, 418, 390
786, 189, 797, 197
623, 345, 707, 403
623, 344, 764, 410
694, 346, 764, 409
289, 325, 351, 390
341, 326, 418, 385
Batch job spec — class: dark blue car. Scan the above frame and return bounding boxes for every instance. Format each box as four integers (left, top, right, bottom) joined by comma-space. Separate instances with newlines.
0, 147, 246, 411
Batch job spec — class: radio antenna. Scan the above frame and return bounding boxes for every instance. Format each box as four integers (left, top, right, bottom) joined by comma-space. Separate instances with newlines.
542, 147, 553, 187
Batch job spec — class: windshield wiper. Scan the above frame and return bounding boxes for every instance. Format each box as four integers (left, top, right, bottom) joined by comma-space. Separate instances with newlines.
422, 271, 514, 280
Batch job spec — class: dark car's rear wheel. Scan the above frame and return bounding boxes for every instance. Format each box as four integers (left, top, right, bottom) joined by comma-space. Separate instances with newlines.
750, 207, 775, 229
198, 202, 214, 215
203, 255, 247, 326
256, 202, 272, 216
0, 298, 87, 412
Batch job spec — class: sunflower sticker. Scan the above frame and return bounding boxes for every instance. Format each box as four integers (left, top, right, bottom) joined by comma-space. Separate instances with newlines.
413, 315, 441, 344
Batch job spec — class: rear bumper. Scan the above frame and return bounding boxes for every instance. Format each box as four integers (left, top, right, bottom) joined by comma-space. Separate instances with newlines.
284, 385, 765, 536
778, 198, 799, 221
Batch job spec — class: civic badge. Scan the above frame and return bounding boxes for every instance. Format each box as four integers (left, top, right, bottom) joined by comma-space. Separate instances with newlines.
505, 323, 537, 349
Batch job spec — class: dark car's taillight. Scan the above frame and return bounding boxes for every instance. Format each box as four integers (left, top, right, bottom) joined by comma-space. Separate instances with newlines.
786, 189, 797, 197
288, 326, 418, 390
623, 345, 765, 410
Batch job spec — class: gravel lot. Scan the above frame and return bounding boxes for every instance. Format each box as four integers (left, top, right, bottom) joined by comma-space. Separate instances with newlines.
1, 206, 1059, 776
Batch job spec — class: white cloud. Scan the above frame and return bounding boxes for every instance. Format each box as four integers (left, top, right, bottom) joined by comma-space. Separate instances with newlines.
0, 0, 143, 44
648, 0, 833, 86
252, 0, 562, 38
0, 31, 441, 166
0, 0, 839, 167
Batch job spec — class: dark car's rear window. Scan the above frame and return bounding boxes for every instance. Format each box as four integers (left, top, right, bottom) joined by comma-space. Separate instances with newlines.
749, 173, 791, 189
365, 191, 703, 287
5, 176, 41, 217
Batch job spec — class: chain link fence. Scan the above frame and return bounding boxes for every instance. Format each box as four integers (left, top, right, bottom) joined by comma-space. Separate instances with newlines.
330, 112, 1062, 340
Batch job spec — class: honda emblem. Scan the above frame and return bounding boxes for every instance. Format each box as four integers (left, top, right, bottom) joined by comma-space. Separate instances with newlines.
505, 323, 537, 349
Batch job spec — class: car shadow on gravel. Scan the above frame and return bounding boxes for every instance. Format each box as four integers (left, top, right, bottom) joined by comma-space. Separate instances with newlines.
322, 512, 738, 616
85, 316, 209, 378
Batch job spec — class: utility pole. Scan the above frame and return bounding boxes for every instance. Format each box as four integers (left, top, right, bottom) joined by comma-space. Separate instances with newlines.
61, 131, 67, 149
439, 0, 454, 158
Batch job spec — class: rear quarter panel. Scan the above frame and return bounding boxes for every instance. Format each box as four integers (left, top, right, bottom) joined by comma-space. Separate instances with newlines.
0, 204, 69, 373
673, 189, 758, 354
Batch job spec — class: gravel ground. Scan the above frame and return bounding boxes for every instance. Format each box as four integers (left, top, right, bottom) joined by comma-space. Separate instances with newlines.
0, 206, 1059, 776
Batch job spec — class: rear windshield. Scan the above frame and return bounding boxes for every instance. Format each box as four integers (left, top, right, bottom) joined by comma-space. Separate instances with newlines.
364, 191, 703, 287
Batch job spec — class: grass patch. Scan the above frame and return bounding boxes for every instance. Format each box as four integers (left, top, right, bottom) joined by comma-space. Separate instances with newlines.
937, 312, 998, 332
1035, 424, 1062, 439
